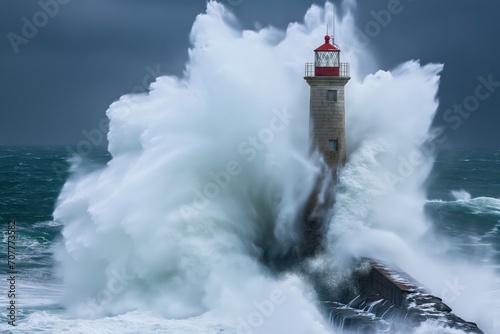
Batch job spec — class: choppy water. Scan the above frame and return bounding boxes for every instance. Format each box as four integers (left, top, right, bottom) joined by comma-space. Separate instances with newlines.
426, 148, 500, 265
1, 2, 499, 333
1, 146, 498, 333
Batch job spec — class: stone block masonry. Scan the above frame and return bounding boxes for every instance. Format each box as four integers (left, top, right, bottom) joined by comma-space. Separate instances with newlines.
304, 76, 350, 169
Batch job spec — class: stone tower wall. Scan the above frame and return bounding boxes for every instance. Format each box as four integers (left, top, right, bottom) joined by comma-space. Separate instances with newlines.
305, 76, 350, 169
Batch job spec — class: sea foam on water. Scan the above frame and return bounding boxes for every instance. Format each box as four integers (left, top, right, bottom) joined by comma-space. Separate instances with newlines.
51, 1, 499, 333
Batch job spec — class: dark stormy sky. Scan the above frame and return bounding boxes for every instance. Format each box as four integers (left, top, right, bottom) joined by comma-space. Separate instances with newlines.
0, 0, 499, 147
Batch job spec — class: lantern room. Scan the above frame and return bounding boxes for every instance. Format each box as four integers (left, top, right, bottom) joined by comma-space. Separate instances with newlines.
305, 35, 349, 78
314, 35, 340, 76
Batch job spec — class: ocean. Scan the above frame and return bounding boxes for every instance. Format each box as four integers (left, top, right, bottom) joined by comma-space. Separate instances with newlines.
1, 146, 499, 333
426, 148, 500, 265
1, 2, 500, 333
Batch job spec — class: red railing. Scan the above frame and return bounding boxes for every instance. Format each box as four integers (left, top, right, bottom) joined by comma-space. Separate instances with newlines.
305, 62, 350, 77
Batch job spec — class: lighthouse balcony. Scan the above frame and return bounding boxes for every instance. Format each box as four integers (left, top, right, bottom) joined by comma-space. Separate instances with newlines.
305, 62, 350, 77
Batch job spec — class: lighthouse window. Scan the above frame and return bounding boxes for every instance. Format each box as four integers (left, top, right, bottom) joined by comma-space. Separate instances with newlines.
327, 90, 337, 102
328, 139, 339, 152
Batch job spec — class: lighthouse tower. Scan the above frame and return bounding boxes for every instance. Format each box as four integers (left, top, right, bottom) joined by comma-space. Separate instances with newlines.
304, 35, 350, 221
305, 35, 350, 170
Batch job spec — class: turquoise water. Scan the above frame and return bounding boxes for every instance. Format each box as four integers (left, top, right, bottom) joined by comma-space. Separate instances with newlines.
0, 146, 499, 332
426, 148, 500, 265
0, 146, 110, 328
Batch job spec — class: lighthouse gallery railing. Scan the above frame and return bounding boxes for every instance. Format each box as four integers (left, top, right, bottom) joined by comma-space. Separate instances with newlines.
304, 62, 350, 77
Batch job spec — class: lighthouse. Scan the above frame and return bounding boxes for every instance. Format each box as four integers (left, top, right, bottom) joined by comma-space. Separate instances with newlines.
304, 35, 350, 222
305, 35, 350, 170
299, 35, 485, 334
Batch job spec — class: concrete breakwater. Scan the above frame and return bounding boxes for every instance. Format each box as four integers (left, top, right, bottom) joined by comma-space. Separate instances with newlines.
322, 259, 484, 333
